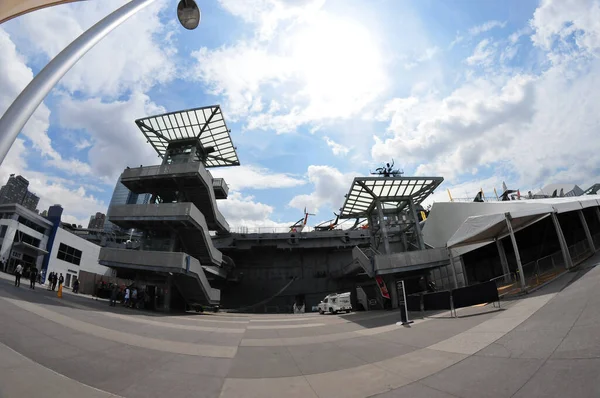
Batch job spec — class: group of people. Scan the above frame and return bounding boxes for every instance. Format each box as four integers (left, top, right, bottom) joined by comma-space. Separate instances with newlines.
13, 263, 39, 289
107, 284, 152, 310
12, 266, 80, 294
46, 271, 64, 291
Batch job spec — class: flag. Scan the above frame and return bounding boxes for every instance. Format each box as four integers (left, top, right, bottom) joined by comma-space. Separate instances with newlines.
375, 276, 390, 299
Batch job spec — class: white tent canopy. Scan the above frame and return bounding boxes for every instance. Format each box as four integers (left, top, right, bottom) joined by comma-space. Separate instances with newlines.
447, 206, 554, 249
423, 195, 600, 253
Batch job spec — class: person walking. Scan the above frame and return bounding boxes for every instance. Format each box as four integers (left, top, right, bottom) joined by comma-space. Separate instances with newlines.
46, 272, 52, 290
124, 287, 130, 307
109, 284, 118, 307
29, 267, 38, 289
58, 273, 64, 289
14, 263, 23, 287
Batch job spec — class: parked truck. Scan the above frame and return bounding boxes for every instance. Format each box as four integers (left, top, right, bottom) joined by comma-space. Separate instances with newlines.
318, 292, 352, 314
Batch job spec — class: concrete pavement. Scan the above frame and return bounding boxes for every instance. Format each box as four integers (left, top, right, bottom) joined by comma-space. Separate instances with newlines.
1, 254, 600, 397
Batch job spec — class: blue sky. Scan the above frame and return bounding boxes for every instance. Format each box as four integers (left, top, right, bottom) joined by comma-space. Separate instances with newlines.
1, 0, 600, 229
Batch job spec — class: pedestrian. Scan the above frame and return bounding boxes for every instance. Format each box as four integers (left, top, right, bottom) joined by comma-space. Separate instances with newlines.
52, 273, 58, 291
109, 284, 118, 307
47, 272, 53, 290
131, 287, 138, 308
14, 263, 23, 287
29, 267, 38, 290
72, 278, 79, 293
58, 273, 64, 289
124, 286, 130, 307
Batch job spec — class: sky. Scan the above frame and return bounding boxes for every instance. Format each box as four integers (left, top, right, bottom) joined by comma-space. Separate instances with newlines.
1, 0, 600, 231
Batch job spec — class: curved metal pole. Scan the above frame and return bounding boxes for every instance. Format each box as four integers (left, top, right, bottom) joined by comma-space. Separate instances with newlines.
0, 0, 157, 165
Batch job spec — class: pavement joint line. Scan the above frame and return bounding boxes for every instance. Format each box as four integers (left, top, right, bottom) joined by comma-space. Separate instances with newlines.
0, 341, 123, 397
1, 297, 238, 358
247, 323, 326, 330
100, 311, 248, 333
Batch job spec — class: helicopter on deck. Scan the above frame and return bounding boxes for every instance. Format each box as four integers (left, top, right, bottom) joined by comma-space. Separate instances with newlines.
289, 208, 314, 233
370, 159, 404, 177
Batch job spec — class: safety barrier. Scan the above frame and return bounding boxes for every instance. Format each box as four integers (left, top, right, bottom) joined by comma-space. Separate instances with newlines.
407, 281, 499, 318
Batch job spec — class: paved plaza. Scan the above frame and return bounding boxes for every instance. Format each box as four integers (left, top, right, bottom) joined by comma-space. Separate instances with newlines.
2, 256, 600, 398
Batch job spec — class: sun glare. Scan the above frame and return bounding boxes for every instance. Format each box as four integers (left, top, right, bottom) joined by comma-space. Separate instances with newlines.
287, 13, 387, 119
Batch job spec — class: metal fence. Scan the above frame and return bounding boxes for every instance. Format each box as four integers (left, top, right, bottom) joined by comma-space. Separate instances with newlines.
508, 237, 595, 292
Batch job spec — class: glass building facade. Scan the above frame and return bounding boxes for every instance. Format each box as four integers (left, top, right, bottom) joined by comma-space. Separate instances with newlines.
104, 178, 150, 232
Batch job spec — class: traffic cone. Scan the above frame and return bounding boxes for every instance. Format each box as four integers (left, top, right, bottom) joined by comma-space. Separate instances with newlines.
57, 284, 62, 298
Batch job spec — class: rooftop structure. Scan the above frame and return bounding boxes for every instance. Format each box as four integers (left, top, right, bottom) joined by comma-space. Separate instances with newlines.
99, 105, 239, 312
136, 105, 239, 168
534, 183, 584, 198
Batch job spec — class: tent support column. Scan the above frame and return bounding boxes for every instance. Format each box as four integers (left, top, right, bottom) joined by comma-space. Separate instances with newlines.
551, 212, 573, 269
595, 207, 600, 226
505, 214, 526, 290
447, 247, 459, 289
495, 238, 511, 283
579, 210, 596, 253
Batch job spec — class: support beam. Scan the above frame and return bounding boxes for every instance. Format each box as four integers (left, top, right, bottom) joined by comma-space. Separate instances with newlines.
409, 198, 425, 250
447, 247, 459, 289
0, 0, 157, 166
596, 207, 600, 228
376, 200, 391, 254
495, 238, 511, 283
505, 215, 526, 290
388, 276, 398, 309
551, 212, 573, 269
578, 210, 596, 253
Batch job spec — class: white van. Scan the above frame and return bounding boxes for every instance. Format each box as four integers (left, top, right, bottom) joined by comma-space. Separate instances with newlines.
318, 292, 352, 314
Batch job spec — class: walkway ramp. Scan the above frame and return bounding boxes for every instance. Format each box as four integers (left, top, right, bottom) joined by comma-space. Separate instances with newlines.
98, 248, 220, 306
107, 202, 223, 267
120, 163, 229, 233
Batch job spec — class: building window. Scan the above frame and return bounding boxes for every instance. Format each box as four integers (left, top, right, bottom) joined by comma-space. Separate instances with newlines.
57, 243, 82, 266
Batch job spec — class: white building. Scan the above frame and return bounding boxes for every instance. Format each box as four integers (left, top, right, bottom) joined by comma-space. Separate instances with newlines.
46, 227, 112, 288
0, 203, 111, 288
0, 204, 51, 273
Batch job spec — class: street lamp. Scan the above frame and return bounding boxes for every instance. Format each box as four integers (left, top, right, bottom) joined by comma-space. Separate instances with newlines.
177, 0, 200, 30
0, 0, 201, 165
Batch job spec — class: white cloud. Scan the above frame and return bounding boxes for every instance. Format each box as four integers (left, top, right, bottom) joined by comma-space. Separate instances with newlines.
218, 191, 291, 231
374, 0, 600, 192
530, 0, 600, 55
56, 92, 164, 183
469, 20, 507, 36
0, 28, 96, 177
324, 137, 350, 156
217, 0, 325, 41
210, 165, 306, 190
0, 138, 107, 225
191, 1, 388, 132
373, 73, 536, 182
466, 39, 496, 66
288, 165, 355, 214
6, 0, 177, 98
404, 46, 439, 70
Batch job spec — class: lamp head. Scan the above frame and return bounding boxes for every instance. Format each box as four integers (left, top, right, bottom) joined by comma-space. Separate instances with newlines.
177, 0, 201, 30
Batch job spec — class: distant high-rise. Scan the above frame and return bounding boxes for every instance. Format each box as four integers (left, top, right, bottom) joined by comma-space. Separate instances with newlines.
104, 177, 150, 232
88, 212, 106, 230
0, 174, 40, 212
